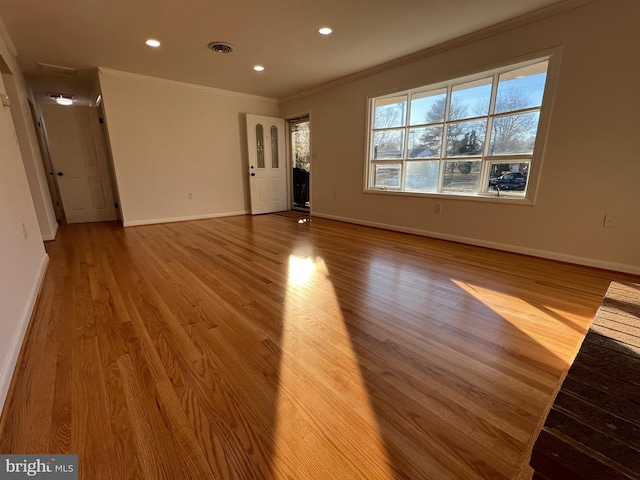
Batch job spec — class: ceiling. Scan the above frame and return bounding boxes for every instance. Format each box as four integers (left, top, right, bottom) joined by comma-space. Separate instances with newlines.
0, 0, 572, 104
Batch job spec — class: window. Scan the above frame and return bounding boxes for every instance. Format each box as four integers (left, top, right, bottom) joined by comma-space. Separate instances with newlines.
366, 58, 551, 199
256, 124, 265, 168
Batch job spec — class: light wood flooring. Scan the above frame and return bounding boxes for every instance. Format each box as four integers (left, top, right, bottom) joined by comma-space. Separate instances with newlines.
1, 214, 636, 479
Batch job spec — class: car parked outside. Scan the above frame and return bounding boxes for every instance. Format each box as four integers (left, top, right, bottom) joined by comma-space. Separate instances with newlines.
488, 172, 527, 190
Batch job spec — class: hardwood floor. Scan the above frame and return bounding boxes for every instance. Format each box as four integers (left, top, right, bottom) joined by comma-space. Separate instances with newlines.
1, 214, 636, 479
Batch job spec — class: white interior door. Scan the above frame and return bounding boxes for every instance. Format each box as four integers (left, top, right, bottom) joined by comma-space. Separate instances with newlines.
246, 114, 286, 215
42, 104, 117, 223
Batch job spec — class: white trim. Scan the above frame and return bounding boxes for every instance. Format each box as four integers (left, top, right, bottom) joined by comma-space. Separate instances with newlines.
280, 0, 594, 103
41, 222, 58, 242
0, 253, 49, 413
313, 212, 640, 276
98, 68, 278, 104
123, 210, 250, 227
0, 16, 18, 58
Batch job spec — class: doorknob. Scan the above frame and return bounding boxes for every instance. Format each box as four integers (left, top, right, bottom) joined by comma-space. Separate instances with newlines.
57, 172, 64, 176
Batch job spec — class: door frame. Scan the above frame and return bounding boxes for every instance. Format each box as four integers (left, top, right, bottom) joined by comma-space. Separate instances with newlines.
28, 100, 63, 220
97, 103, 123, 222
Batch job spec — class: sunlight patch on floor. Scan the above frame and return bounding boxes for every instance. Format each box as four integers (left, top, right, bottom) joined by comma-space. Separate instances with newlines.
451, 279, 585, 355
269, 254, 395, 479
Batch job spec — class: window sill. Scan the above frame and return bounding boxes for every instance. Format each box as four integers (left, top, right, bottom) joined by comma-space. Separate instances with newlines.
363, 187, 534, 205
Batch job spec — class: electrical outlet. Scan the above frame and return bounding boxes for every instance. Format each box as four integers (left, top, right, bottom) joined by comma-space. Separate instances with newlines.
434, 203, 441, 214
603, 213, 615, 228
187, 193, 194, 200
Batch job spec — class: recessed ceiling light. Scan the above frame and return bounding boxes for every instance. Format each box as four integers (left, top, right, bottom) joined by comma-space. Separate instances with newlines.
253, 65, 265, 72
145, 39, 161, 48
318, 27, 333, 35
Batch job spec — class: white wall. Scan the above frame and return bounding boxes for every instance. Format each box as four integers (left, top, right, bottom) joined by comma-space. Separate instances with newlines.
279, 0, 640, 274
98, 69, 279, 226
0, 48, 49, 414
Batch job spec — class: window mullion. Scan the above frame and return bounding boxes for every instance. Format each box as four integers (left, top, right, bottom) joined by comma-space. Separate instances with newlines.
478, 73, 500, 193
492, 106, 541, 118
401, 94, 410, 189
438, 86, 453, 193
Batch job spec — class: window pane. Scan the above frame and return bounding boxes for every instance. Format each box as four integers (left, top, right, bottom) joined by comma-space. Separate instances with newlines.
291, 120, 310, 170
409, 89, 447, 125
489, 112, 540, 155
373, 164, 401, 188
487, 162, 529, 194
446, 120, 486, 157
373, 129, 404, 159
442, 160, 481, 193
405, 161, 439, 192
373, 96, 407, 129
271, 125, 279, 168
407, 126, 442, 158
495, 61, 548, 114
449, 78, 492, 120
256, 124, 265, 168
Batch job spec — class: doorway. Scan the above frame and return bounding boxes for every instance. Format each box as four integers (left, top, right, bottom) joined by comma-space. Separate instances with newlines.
41, 104, 118, 223
289, 117, 310, 212
246, 114, 287, 215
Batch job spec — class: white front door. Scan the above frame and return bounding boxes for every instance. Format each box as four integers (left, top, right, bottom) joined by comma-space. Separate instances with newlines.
246, 114, 286, 215
42, 104, 117, 223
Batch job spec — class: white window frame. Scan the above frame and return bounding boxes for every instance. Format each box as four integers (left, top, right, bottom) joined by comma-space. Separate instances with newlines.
364, 52, 560, 204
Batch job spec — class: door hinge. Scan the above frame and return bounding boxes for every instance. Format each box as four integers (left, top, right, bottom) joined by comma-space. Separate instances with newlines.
114, 202, 119, 208
99, 117, 104, 124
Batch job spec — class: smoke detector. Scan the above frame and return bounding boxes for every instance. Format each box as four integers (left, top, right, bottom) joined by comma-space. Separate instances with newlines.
207, 41, 234, 53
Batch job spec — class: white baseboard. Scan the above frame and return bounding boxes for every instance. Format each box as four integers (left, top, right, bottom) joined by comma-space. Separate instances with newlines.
313, 212, 640, 275
41, 221, 59, 241
123, 210, 250, 227
0, 252, 50, 414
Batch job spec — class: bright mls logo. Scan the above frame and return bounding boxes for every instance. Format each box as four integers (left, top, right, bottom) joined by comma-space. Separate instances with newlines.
0, 455, 77, 479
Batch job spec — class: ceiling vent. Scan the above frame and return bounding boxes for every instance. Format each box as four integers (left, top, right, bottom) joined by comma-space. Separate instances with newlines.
38, 63, 77, 76
207, 42, 234, 54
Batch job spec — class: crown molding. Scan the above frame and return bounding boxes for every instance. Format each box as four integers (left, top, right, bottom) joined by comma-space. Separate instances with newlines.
98, 67, 279, 104
280, 0, 596, 103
